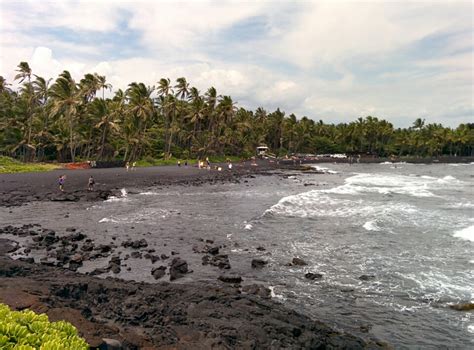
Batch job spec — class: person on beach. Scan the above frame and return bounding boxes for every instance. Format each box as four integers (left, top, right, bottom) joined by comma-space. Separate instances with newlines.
177, 160, 181, 167
88, 176, 95, 191
206, 157, 210, 169
132, 162, 136, 171
125, 161, 130, 171
184, 160, 188, 167
58, 175, 65, 192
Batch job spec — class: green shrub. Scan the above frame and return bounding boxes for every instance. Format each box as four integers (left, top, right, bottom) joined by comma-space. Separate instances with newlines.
0, 303, 88, 349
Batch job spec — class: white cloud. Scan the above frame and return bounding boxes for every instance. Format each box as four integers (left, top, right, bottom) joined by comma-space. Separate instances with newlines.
0, 1, 471, 128
125, 1, 265, 51
272, 1, 472, 68
1, 0, 122, 33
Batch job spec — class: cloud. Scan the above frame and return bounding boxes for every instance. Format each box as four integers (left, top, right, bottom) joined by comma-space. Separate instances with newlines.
0, 1, 471, 128
272, 1, 472, 69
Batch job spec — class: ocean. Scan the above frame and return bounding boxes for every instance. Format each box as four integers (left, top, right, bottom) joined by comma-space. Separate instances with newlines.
3, 162, 473, 348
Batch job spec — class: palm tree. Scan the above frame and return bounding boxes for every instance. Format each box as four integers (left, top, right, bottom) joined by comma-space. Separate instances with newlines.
92, 99, 120, 159
175, 77, 189, 100
0, 76, 12, 93
49, 71, 80, 162
32, 75, 52, 160
14, 62, 32, 84
96, 74, 112, 100
125, 82, 155, 161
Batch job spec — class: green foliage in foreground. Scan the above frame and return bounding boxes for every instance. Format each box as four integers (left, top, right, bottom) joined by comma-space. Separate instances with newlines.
0, 303, 88, 350
0, 156, 60, 174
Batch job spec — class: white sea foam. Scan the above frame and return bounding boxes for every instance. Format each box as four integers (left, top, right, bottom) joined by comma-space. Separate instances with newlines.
139, 191, 159, 195
105, 188, 129, 202
453, 225, 474, 242
311, 165, 338, 174
450, 202, 474, 209
363, 220, 381, 231
99, 208, 175, 224
99, 217, 119, 223
104, 196, 129, 203
266, 189, 417, 220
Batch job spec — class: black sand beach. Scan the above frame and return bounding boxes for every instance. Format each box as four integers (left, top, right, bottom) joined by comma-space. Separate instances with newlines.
0, 161, 393, 349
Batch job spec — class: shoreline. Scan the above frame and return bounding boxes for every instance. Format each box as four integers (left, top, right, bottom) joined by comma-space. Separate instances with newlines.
0, 162, 390, 349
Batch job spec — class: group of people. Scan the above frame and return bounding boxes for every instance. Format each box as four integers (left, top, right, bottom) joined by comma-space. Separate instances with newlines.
195, 157, 233, 171
57, 158, 235, 192
57, 175, 95, 192
125, 161, 137, 171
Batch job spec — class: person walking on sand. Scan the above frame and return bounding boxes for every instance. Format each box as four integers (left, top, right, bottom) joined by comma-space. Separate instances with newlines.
132, 161, 137, 171
58, 175, 66, 192
125, 161, 130, 171
88, 176, 95, 191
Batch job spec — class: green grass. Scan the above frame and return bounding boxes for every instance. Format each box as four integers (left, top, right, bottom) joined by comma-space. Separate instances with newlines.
0, 157, 60, 174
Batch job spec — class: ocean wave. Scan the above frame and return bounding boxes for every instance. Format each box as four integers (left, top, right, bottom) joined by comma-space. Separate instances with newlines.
266, 190, 417, 220
453, 225, 474, 242
99, 208, 176, 224
325, 174, 436, 198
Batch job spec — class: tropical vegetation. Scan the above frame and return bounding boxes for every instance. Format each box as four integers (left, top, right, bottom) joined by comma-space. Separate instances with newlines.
1, 62, 473, 163
0, 303, 88, 349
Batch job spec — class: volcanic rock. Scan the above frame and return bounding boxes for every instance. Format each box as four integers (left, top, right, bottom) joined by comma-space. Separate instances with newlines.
151, 266, 167, 280
251, 259, 268, 269
169, 258, 188, 281
218, 274, 242, 284
305, 272, 323, 280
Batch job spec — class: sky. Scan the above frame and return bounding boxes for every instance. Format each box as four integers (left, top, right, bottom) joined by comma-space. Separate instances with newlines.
0, 0, 472, 127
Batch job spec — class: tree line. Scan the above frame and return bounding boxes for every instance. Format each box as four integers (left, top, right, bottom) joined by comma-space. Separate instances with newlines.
0, 62, 473, 163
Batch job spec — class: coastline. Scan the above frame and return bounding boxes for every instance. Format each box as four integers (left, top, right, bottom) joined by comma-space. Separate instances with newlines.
0, 161, 390, 349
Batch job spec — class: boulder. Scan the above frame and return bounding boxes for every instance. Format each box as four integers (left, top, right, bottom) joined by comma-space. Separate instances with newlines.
207, 246, 219, 255
151, 266, 167, 280
169, 258, 188, 281
305, 272, 323, 280
131, 251, 142, 259
99, 338, 123, 350
202, 254, 231, 269
122, 239, 148, 249
218, 274, 242, 284
69, 232, 86, 241
291, 257, 308, 266
359, 274, 375, 281
251, 259, 268, 269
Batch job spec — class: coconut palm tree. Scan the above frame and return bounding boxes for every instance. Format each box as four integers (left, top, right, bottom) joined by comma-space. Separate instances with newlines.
175, 77, 189, 100
96, 74, 112, 100
49, 71, 80, 162
125, 82, 155, 161
14, 62, 32, 84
